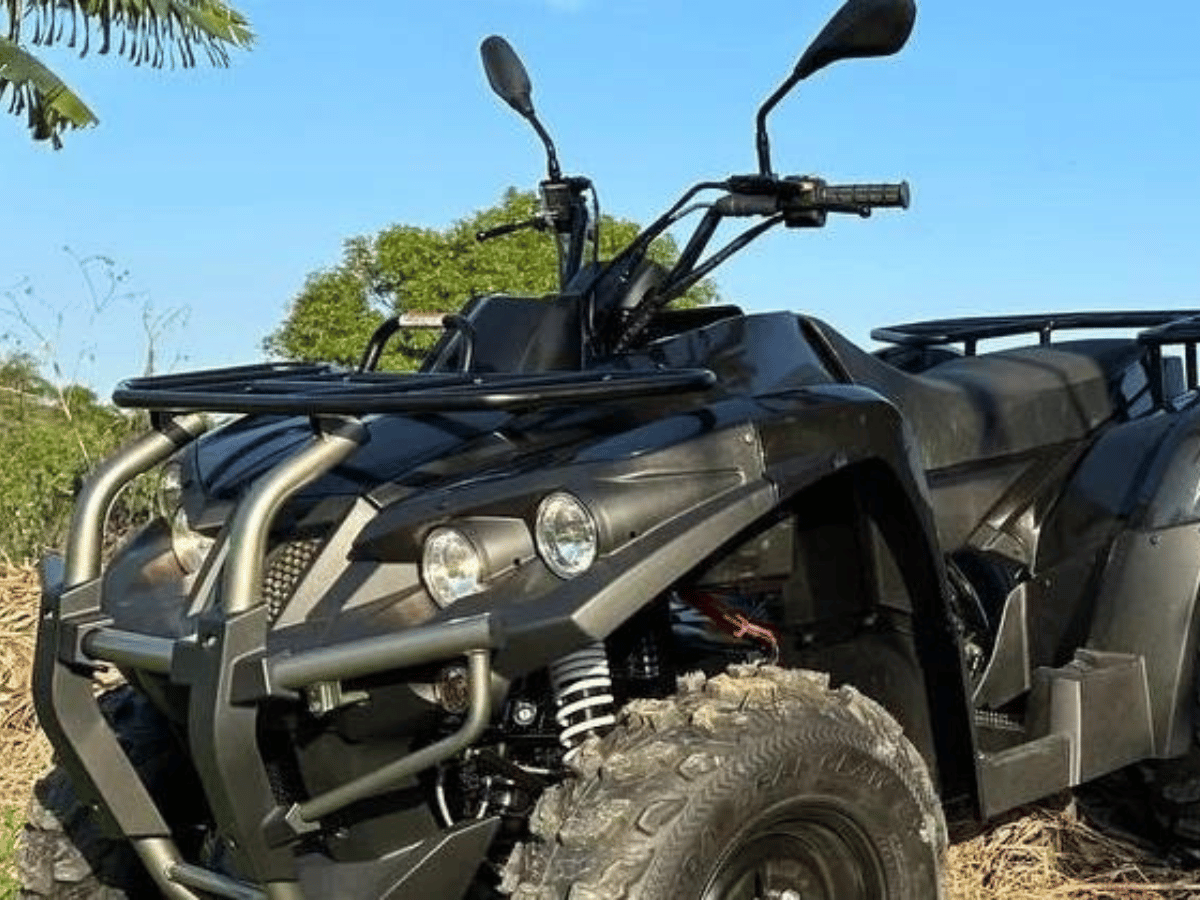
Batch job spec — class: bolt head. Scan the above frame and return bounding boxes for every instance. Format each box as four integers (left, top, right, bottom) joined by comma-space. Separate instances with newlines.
512, 700, 538, 726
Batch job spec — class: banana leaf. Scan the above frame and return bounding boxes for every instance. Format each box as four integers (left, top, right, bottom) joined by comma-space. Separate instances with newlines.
0, 35, 96, 148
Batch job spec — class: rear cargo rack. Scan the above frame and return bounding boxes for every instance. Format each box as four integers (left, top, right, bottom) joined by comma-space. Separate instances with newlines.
868, 309, 1200, 352
873, 310, 1200, 355
875, 310, 1200, 408
113, 363, 717, 414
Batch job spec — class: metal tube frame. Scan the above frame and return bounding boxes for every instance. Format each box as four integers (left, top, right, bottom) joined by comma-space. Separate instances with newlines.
222, 417, 367, 615
39, 415, 210, 900
64, 413, 209, 588
293, 649, 492, 826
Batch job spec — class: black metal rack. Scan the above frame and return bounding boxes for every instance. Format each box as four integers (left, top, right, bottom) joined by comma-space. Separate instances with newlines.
112, 362, 717, 415
873, 310, 1200, 355
875, 310, 1200, 407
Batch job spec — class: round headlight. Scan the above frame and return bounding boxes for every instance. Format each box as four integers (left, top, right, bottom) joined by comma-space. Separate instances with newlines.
156, 459, 214, 575
156, 459, 185, 520
422, 527, 484, 606
536, 492, 597, 579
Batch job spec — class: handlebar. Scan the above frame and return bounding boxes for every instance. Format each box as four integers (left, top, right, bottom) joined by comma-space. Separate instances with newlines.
603, 174, 910, 354
715, 178, 909, 219
713, 194, 780, 217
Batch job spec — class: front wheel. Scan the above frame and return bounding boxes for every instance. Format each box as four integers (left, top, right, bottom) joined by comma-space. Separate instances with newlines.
502, 665, 946, 900
18, 686, 202, 900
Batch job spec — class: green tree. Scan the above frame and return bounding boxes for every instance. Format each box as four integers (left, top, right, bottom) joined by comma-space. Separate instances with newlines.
2, 0, 251, 148
265, 188, 721, 368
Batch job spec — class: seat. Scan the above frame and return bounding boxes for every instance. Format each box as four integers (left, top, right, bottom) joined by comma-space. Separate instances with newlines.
805, 318, 1146, 471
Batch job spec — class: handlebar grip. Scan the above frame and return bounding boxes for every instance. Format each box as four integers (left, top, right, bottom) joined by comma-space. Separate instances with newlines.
714, 194, 780, 217
822, 182, 910, 210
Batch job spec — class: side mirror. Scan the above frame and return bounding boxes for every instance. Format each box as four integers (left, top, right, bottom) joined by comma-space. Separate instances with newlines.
481, 35, 535, 118
481, 35, 563, 180
794, 0, 916, 80
755, 0, 916, 175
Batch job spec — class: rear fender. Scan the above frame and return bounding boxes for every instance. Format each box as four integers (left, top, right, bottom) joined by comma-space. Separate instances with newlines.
1085, 403, 1200, 756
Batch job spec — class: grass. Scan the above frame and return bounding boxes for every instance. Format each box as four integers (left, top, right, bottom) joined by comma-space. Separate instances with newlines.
0, 563, 50, 899
1, 807, 19, 900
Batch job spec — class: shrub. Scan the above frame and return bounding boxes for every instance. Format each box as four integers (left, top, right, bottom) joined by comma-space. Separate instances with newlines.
0, 355, 145, 564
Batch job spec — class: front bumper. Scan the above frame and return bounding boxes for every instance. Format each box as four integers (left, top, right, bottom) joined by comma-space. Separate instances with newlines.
32, 415, 504, 900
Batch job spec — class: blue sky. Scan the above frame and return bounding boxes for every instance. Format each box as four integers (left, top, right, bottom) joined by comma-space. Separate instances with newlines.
4, 0, 1200, 397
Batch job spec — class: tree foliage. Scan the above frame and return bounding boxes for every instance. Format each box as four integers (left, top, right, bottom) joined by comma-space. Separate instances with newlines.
265, 188, 721, 368
2, 0, 252, 148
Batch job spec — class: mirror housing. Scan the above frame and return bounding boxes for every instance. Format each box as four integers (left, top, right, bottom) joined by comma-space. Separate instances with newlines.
481, 35, 535, 118
793, 0, 916, 80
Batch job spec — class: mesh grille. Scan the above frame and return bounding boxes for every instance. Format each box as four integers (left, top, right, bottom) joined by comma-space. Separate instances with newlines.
262, 536, 324, 621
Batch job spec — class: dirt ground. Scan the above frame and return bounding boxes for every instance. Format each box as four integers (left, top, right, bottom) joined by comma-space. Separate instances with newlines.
5, 562, 1200, 897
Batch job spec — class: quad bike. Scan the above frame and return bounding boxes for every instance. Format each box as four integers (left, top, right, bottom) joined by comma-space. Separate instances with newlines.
21, 0, 1200, 897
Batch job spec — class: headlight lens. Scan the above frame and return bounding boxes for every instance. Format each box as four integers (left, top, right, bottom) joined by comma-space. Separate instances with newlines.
422, 527, 484, 606
157, 459, 214, 574
157, 459, 184, 519
535, 492, 597, 578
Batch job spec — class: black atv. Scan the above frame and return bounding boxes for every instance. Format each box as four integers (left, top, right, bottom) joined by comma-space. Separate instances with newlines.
21, 0, 1200, 897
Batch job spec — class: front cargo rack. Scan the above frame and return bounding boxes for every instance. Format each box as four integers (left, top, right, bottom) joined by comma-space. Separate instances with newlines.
113, 362, 717, 414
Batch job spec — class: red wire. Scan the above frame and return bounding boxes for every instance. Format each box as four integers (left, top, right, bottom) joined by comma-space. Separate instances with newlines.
682, 590, 780, 664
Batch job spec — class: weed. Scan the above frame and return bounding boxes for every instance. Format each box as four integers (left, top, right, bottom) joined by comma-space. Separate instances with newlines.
0, 806, 21, 900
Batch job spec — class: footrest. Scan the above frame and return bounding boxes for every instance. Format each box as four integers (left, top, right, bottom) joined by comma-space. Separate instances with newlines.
1027, 649, 1154, 784
978, 734, 1071, 817
976, 650, 1154, 817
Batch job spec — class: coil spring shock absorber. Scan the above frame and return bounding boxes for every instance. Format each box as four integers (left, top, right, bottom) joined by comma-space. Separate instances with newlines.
549, 641, 616, 750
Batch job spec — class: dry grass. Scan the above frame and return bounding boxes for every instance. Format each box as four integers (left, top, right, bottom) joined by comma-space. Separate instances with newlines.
0, 564, 51, 818
1, 563, 52, 891
4, 565, 1200, 896
947, 802, 1200, 898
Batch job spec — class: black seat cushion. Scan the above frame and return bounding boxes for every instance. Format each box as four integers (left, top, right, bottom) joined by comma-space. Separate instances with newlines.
806, 318, 1145, 471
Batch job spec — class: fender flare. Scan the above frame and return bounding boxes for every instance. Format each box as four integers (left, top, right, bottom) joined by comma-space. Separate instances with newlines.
490, 384, 976, 809
1086, 403, 1200, 756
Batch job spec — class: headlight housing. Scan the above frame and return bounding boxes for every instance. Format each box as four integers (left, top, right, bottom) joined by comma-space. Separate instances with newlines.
422, 527, 484, 606
158, 459, 214, 575
535, 492, 597, 579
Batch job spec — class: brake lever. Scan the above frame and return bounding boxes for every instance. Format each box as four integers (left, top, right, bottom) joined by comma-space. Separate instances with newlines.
475, 216, 549, 242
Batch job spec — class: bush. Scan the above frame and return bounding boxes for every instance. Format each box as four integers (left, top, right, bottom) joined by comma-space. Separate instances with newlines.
0, 355, 145, 564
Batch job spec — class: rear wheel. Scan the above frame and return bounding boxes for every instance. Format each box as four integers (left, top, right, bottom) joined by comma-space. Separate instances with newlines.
502, 665, 946, 900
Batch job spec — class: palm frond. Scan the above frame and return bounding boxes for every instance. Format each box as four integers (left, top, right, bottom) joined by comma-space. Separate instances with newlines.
12, 0, 253, 68
0, 34, 96, 148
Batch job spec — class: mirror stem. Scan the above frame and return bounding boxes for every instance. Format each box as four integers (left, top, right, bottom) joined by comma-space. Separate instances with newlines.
528, 114, 562, 181
755, 72, 801, 176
